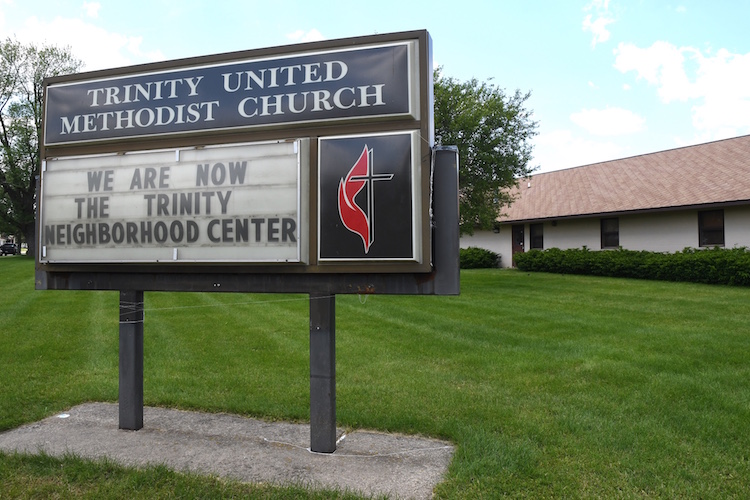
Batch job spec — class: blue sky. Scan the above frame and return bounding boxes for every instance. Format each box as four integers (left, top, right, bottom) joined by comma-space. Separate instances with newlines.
2, 0, 749, 173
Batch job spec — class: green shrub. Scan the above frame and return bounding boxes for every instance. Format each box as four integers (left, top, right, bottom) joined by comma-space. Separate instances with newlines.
514, 246, 750, 286
460, 246, 500, 269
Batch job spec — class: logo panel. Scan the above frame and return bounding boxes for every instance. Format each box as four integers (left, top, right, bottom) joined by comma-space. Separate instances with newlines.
319, 133, 415, 261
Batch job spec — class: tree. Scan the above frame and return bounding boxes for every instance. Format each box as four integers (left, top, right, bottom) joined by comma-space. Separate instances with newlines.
0, 38, 82, 255
434, 68, 537, 235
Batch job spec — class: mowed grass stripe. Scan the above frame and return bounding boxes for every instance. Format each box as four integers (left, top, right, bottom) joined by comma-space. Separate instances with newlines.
144, 291, 310, 419
1, 258, 749, 497
1, 265, 120, 426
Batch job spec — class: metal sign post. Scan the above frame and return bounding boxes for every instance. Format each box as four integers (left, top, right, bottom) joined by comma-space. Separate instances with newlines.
309, 293, 336, 453
119, 290, 144, 430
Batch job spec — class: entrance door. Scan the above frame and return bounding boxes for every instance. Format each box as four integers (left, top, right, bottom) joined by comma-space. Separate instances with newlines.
511, 224, 524, 267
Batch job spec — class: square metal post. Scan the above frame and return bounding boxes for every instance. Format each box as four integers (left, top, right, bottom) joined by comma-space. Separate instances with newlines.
310, 293, 336, 453
432, 146, 461, 295
119, 289, 144, 430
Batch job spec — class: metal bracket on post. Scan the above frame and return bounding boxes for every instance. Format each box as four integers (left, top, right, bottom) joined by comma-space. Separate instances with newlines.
119, 290, 144, 430
309, 292, 336, 453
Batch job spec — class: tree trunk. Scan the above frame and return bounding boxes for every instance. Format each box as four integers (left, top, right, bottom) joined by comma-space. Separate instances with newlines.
23, 222, 34, 258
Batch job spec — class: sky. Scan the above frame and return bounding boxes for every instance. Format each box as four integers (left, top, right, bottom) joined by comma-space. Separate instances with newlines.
2, 0, 749, 173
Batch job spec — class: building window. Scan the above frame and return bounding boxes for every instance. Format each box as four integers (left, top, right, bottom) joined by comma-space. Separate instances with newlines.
530, 223, 543, 249
601, 218, 619, 248
699, 210, 724, 247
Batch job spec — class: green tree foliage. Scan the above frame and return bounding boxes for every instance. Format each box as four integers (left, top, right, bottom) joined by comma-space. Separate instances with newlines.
434, 68, 537, 235
0, 38, 81, 254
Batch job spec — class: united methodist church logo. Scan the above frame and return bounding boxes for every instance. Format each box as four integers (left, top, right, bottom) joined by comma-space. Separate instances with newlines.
337, 145, 393, 254
319, 133, 416, 261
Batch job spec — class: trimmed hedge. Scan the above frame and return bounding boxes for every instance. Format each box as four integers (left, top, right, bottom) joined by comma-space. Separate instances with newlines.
514, 246, 750, 286
460, 246, 500, 269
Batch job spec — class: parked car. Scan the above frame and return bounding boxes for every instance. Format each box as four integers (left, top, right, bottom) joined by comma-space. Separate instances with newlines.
1, 242, 19, 255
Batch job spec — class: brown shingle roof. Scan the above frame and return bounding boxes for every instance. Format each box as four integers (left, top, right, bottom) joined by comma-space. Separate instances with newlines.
500, 135, 750, 222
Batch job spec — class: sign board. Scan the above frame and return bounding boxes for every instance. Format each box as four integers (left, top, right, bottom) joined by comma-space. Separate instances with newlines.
44, 41, 418, 146
40, 140, 307, 263
37, 30, 459, 295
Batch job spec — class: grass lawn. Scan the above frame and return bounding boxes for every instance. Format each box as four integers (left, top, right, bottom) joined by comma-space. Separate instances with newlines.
1, 256, 749, 497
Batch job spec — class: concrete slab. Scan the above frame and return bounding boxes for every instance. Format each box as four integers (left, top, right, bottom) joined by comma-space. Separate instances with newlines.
0, 403, 454, 499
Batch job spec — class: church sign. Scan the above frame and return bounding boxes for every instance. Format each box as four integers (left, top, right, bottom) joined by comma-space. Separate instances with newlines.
37, 30, 456, 290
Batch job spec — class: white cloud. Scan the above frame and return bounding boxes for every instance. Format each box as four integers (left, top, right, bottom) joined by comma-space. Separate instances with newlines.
582, 0, 614, 48
0, 0, 10, 31
614, 41, 750, 138
14, 15, 164, 71
286, 29, 325, 44
613, 41, 699, 102
533, 129, 625, 172
82, 2, 100, 18
570, 107, 646, 136
582, 14, 614, 48
584, 0, 610, 12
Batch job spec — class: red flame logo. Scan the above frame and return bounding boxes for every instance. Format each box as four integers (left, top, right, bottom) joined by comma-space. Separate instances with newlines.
337, 145, 393, 254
